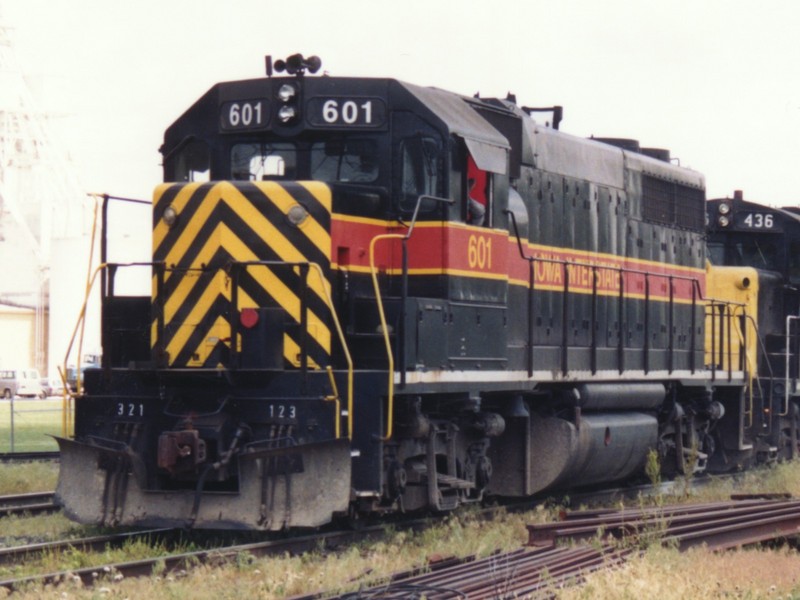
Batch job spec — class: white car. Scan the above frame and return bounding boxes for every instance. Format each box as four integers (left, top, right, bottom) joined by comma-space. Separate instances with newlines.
0, 368, 44, 399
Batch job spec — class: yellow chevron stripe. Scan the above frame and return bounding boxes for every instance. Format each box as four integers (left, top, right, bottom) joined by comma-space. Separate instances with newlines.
252, 182, 332, 258
164, 270, 230, 362
156, 222, 325, 322
283, 334, 321, 369
154, 227, 331, 359
153, 183, 207, 262
186, 314, 231, 367
155, 186, 330, 302
224, 184, 331, 265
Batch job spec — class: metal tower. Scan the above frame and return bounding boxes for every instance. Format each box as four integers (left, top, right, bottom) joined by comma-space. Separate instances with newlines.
0, 16, 90, 373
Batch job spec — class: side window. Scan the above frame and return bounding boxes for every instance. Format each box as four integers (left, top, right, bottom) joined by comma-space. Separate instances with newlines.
466, 153, 489, 227
398, 136, 440, 211
166, 138, 210, 183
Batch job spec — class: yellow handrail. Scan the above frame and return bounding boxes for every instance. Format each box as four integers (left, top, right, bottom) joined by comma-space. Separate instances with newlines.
302, 262, 354, 439
368, 233, 405, 441
61, 262, 107, 436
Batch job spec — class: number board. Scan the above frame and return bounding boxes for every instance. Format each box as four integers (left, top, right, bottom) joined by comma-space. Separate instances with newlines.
306, 97, 387, 128
735, 212, 776, 230
220, 99, 270, 131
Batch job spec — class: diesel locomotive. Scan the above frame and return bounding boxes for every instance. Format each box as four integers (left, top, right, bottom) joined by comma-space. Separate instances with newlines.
55, 54, 798, 530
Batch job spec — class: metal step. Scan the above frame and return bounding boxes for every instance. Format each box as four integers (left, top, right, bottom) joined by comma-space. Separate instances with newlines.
410, 463, 475, 489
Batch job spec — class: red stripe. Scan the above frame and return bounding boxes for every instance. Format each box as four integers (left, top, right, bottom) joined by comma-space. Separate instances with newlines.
331, 216, 706, 300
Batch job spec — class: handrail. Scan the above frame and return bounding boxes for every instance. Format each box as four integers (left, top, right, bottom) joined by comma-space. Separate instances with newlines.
62, 261, 150, 436
64, 258, 354, 441
784, 315, 800, 418
745, 313, 771, 428
369, 195, 454, 441
505, 212, 747, 381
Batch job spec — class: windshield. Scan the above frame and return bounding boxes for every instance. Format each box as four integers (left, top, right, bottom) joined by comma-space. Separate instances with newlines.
730, 238, 780, 271
231, 138, 379, 183
311, 140, 378, 183
232, 142, 297, 180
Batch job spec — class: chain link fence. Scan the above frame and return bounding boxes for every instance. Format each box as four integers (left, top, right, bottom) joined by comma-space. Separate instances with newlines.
0, 396, 67, 453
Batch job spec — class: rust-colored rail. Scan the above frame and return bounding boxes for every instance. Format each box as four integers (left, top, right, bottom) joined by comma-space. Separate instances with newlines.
527, 496, 800, 551
308, 496, 800, 599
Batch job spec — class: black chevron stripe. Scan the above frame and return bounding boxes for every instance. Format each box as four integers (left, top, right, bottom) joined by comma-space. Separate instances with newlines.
158, 240, 331, 333
216, 184, 331, 268
152, 184, 180, 229
236, 268, 331, 365
158, 249, 331, 368
170, 294, 231, 367
156, 190, 331, 279
154, 183, 218, 261
238, 180, 332, 231
165, 280, 331, 369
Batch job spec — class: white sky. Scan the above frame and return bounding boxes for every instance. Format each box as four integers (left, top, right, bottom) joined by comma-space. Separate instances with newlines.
3, 0, 800, 206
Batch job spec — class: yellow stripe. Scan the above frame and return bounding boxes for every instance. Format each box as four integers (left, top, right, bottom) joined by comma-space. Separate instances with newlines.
153, 183, 206, 260
154, 226, 331, 352
510, 279, 704, 305
164, 271, 230, 361
252, 182, 332, 258
297, 181, 332, 210
185, 315, 230, 367
511, 238, 705, 275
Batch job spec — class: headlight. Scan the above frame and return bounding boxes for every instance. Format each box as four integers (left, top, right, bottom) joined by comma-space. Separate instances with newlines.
718, 202, 731, 215
278, 84, 297, 102
163, 205, 178, 227
287, 204, 308, 226
278, 105, 297, 123
718, 215, 730, 227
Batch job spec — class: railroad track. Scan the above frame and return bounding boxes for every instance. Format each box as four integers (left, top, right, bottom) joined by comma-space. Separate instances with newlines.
0, 522, 396, 592
0, 491, 57, 517
0, 476, 778, 595
0, 528, 176, 567
302, 495, 800, 599
0, 451, 60, 463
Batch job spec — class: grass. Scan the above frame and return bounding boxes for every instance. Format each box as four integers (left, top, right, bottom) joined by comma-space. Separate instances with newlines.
0, 460, 59, 494
555, 545, 800, 599
2, 457, 800, 598
0, 397, 67, 453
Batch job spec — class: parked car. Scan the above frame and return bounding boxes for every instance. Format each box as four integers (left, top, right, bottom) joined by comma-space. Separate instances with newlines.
40, 377, 68, 397
0, 369, 44, 399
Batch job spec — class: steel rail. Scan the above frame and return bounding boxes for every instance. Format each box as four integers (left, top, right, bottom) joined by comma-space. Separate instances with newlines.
0, 529, 175, 567
309, 496, 800, 599
0, 491, 57, 517
0, 451, 60, 462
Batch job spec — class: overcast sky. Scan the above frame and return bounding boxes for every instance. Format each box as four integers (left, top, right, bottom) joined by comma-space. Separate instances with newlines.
3, 0, 800, 206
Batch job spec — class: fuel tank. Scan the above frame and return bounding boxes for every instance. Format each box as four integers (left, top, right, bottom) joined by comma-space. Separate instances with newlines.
489, 411, 658, 496
529, 412, 658, 493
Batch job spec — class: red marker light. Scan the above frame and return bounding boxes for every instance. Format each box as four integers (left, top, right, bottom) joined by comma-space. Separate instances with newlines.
240, 308, 259, 329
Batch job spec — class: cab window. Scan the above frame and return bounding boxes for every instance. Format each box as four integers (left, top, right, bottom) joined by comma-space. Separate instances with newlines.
231, 142, 297, 180
398, 136, 440, 211
311, 139, 378, 183
731, 237, 779, 271
167, 138, 210, 182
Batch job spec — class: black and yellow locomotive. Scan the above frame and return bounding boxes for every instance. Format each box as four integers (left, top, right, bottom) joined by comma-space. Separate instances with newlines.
707, 191, 800, 463
55, 55, 792, 530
